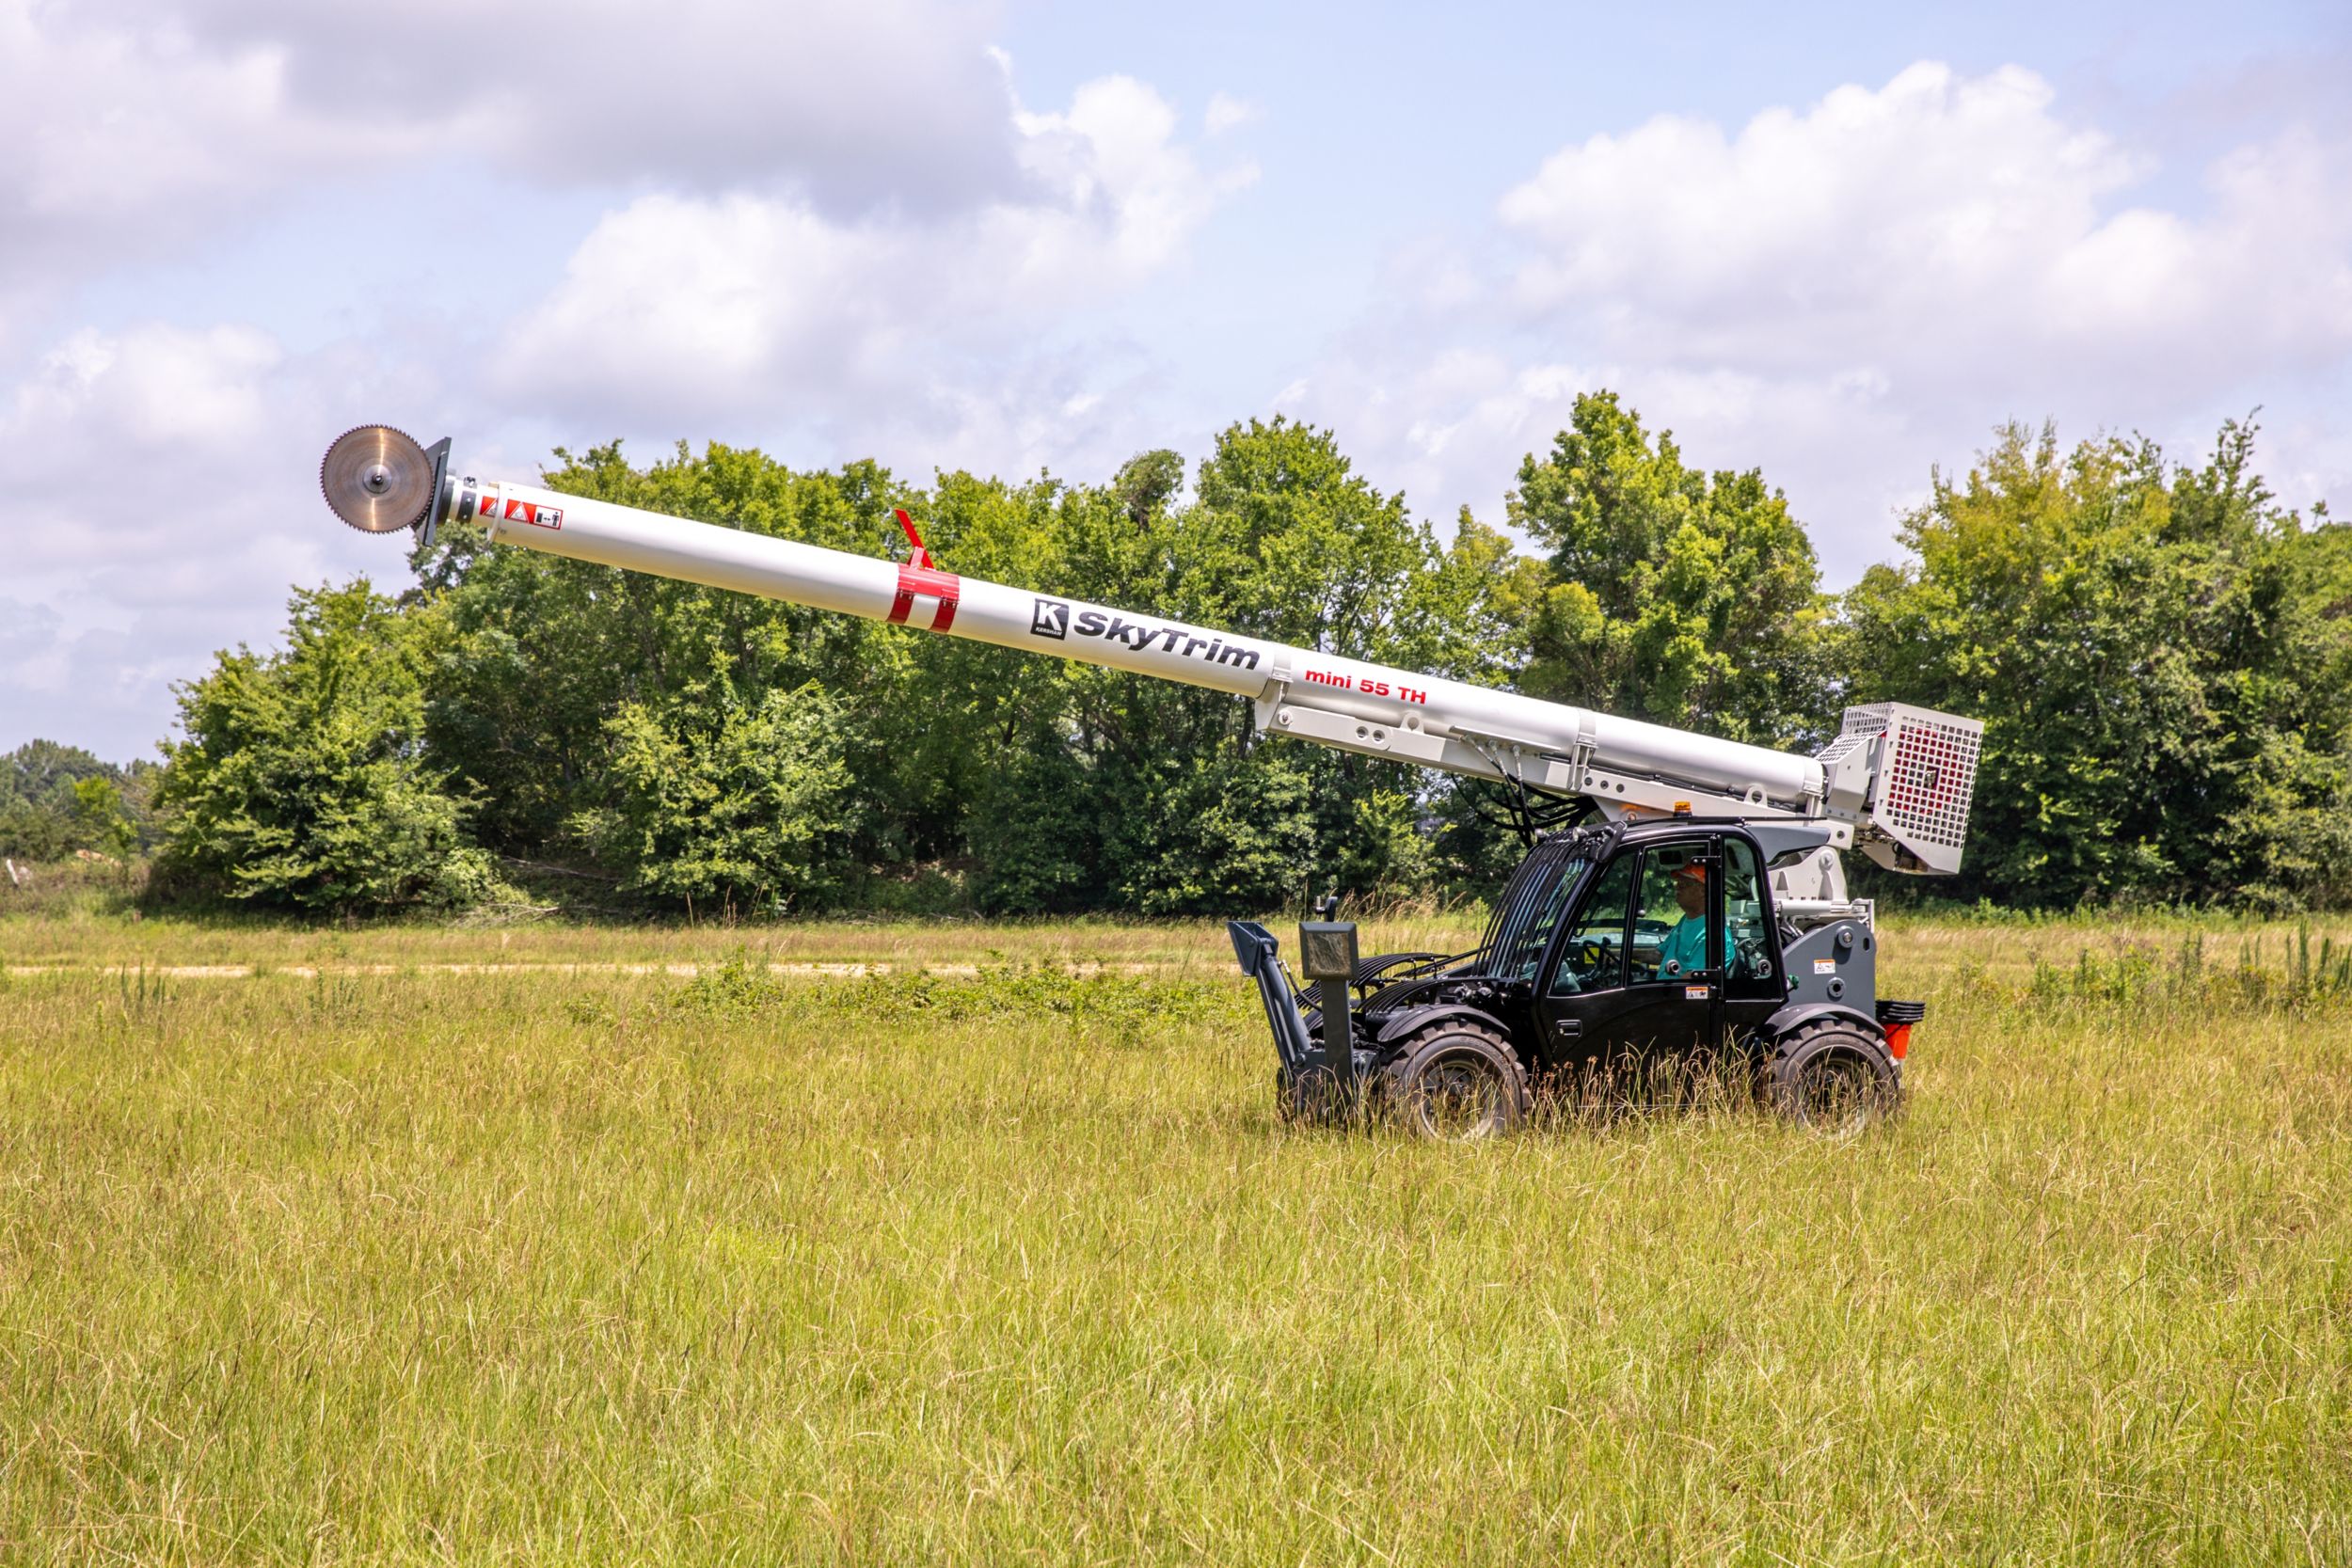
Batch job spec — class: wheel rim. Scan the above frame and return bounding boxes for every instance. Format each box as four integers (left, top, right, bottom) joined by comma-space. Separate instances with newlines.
1796, 1053, 1878, 1136
1413, 1053, 1505, 1140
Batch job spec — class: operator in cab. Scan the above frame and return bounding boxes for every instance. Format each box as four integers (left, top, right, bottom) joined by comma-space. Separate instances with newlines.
1660, 862, 1708, 976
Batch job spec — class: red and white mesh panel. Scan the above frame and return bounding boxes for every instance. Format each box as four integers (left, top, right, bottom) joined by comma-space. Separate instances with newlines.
1849, 701, 1982, 874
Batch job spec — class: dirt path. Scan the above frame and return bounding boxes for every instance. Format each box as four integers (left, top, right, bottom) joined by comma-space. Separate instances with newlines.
3, 960, 1186, 981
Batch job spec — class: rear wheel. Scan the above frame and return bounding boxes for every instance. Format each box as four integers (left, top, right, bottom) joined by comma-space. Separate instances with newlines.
1382, 1022, 1530, 1141
1763, 1021, 1899, 1134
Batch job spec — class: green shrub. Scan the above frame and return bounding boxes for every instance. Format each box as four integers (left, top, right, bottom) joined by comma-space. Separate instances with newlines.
154, 582, 504, 913
569, 679, 862, 915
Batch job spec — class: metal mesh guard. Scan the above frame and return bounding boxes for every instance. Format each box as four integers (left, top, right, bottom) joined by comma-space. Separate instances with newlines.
1878, 705, 1981, 858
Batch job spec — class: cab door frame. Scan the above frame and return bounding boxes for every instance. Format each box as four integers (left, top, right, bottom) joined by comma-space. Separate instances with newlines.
1717, 827, 1790, 1053
1534, 832, 1726, 1069
1684, 833, 1727, 1052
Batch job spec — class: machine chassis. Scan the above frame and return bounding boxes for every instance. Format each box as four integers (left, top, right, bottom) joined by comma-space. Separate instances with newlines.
1230, 816, 1921, 1134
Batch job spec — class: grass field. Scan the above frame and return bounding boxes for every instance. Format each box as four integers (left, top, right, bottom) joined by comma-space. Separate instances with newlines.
3, 909, 2349, 1563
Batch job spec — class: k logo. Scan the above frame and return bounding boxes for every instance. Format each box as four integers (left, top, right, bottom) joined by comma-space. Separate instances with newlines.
1031, 598, 1070, 639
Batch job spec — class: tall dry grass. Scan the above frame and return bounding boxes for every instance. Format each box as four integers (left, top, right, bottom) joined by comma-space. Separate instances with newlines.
1, 916, 2346, 1562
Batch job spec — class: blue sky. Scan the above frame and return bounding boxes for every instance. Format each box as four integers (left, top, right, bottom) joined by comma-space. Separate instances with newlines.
4, 0, 2347, 761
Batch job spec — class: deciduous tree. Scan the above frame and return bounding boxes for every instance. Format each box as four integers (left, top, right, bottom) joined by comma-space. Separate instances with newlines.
156, 582, 500, 911
1507, 391, 1832, 747
1843, 420, 2352, 911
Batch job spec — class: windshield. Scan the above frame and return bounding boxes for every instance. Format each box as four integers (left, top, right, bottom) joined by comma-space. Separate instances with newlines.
1479, 849, 1593, 982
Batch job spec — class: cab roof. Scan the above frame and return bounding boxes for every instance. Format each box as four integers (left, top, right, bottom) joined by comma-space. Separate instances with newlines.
1541, 815, 1838, 865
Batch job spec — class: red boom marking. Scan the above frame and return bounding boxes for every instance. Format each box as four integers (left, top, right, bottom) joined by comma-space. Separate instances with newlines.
888, 564, 961, 631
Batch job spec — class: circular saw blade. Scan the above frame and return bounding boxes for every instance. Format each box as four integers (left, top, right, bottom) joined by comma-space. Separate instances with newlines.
322, 425, 436, 533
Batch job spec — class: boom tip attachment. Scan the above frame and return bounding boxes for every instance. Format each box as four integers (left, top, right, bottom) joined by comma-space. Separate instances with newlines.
323, 424, 445, 536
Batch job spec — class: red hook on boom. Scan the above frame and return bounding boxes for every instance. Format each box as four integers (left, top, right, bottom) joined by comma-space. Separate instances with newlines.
893, 508, 935, 571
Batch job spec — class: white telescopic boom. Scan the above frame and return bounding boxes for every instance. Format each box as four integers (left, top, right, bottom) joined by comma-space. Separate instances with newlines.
462, 473, 1825, 807
321, 428, 1982, 873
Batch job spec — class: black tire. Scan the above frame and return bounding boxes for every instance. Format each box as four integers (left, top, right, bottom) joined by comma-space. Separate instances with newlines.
1381, 1022, 1531, 1141
1763, 1021, 1900, 1133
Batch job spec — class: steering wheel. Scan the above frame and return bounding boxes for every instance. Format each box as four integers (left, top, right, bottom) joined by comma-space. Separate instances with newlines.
1735, 935, 1772, 978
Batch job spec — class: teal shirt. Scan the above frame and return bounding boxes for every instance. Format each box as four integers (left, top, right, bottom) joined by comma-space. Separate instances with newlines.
1659, 916, 1709, 976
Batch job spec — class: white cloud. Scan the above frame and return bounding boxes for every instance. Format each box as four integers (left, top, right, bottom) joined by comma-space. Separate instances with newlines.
0, 0, 1023, 344
121, 0, 1024, 210
1500, 66, 2133, 325
1493, 62, 2352, 384
1204, 93, 1262, 135
0, 322, 400, 757
1290, 62, 2352, 574
0, 1, 356, 341
11, 326, 282, 453
499, 74, 1255, 468
1012, 76, 1255, 277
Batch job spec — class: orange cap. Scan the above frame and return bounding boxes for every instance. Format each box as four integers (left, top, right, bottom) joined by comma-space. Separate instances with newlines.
1673, 863, 1708, 884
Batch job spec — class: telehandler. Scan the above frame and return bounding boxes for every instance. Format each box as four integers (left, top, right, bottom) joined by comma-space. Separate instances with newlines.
324, 425, 1980, 1137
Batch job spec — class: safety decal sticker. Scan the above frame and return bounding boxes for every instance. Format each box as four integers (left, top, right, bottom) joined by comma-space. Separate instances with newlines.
1684, 985, 1709, 1000
493, 497, 563, 530
1814, 958, 1836, 974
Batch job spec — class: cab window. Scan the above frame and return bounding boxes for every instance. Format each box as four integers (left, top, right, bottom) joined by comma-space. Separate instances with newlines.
1630, 841, 1711, 983
1487, 854, 1590, 982
1724, 837, 1770, 980
1549, 853, 1634, 994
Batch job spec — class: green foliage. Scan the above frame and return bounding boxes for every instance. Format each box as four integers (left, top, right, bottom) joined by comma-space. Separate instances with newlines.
1061, 426, 1383, 910
1845, 419, 2352, 911
571, 679, 860, 913
0, 739, 151, 861
667, 947, 792, 1014
154, 581, 500, 911
421, 441, 902, 858
68, 778, 136, 862
0, 798, 73, 863
115, 394, 2352, 919
1508, 391, 1832, 747
1108, 749, 1322, 916
966, 721, 1101, 914
670, 949, 1224, 1036
995, 419, 1534, 914
2019, 928, 2352, 1012
401, 420, 1537, 916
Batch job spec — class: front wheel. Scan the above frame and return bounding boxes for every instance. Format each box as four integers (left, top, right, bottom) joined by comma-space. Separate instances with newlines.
1382, 1022, 1531, 1141
1762, 1021, 1900, 1134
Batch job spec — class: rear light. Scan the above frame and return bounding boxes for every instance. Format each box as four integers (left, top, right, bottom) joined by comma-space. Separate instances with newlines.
1876, 999, 1924, 1064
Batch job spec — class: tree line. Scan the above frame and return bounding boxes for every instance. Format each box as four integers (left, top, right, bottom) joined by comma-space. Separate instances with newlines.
0, 740, 149, 866
44, 390, 2345, 917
